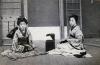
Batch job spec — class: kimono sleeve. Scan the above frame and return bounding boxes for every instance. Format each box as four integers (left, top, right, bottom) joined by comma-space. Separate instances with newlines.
12, 31, 18, 51
75, 31, 83, 44
75, 27, 83, 40
73, 27, 84, 46
68, 26, 83, 43
28, 30, 35, 48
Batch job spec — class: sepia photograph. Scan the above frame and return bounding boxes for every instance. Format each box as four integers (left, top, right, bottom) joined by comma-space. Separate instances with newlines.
0, 0, 100, 65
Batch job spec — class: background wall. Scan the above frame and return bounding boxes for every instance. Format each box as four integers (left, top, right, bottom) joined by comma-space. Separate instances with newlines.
82, 0, 100, 38
0, 0, 21, 45
27, 0, 64, 40
0, 0, 21, 39
28, 0, 59, 27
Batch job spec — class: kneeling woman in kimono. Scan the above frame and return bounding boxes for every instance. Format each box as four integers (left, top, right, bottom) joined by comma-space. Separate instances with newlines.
48, 15, 86, 58
12, 17, 34, 53
1, 17, 38, 60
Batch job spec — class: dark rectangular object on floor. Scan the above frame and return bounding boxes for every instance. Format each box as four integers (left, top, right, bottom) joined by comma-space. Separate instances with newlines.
45, 40, 55, 52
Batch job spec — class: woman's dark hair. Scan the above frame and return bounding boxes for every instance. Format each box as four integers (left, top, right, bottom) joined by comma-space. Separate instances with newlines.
17, 17, 28, 25
68, 15, 79, 24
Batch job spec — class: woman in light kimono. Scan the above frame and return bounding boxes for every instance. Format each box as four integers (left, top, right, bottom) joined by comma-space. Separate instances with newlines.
1, 17, 39, 60
48, 15, 86, 58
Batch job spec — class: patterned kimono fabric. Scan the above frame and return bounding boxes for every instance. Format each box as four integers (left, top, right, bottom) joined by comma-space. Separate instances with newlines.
15, 28, 33, 53
69, 26, 84, 50
1, 28, 36, 60
48, 26, 86, 57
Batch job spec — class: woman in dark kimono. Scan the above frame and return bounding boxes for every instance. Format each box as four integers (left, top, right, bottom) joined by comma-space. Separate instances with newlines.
12, 17, 34, 53
48, 15, 86, 58
1, 17, 38, 60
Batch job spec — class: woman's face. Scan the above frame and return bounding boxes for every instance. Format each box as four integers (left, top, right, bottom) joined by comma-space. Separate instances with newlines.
19, 21, 27, 30
69, 17, 76, 27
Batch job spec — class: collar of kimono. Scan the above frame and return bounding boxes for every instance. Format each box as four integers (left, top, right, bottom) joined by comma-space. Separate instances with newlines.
71, 25, 77, 31
19, 28, 27, 37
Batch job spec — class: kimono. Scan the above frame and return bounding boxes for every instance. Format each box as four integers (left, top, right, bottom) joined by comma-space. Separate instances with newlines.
12, 28, 34, 53
1, 28, 37, 60
48, 26, 86, 57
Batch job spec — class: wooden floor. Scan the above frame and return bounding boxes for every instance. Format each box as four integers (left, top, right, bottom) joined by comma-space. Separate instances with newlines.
0, 38, 100, 65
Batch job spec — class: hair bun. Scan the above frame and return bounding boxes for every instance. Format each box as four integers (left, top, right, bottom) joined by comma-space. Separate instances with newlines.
17, 17, 28, 25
